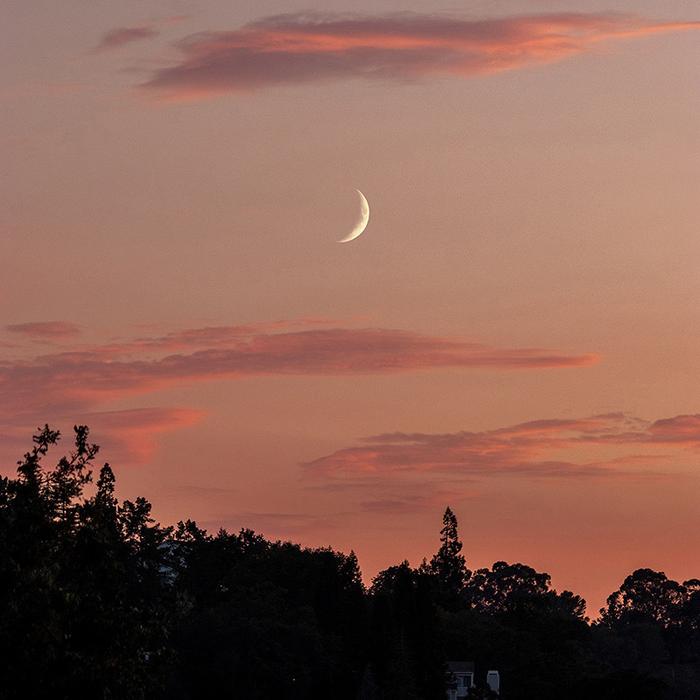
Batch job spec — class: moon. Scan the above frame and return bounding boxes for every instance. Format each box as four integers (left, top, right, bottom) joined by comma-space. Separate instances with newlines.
338, 189, 370, 243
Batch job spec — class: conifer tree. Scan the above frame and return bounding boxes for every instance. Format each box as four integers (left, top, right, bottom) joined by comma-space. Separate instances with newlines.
429, 506, 470, 606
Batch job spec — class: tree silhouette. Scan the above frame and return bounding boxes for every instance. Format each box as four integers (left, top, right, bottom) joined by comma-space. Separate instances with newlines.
428, 506, 470, 608
0, 425, 174, 699
370, 561, 446, 699
600, 569, 687, 628
466, 561, 585, 620
2, 429, 700, 699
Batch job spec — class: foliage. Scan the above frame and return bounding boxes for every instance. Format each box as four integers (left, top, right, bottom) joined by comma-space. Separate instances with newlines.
370, 561, 446, 699
168, 524, 367, 699
425, 506, 471, 609
0, 426, 174, 699
1, 427, 699, 699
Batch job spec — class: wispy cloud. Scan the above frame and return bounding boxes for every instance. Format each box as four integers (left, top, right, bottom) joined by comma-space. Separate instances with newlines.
0, 319, 594, 466
95, 26, 159, 52
0, 323, 596, 417
0, 406, 203, 466
5, 321, 82, 341
80, 407, 204, 463
138, 12, 700, 99
303, 413, 698, 509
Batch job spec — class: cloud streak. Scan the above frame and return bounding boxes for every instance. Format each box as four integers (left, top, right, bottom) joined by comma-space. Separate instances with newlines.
80, 407, 204, 463
0, 406, 203, 467
0, 320, 593, 466
0, 324, 596, 416
139, 12, 700, 99
5, 321, 82, 341
304, 413, 700, 508
95, 26, 159, 52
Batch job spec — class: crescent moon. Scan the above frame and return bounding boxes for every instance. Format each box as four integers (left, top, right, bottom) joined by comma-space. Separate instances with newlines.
338, 189, 370, 243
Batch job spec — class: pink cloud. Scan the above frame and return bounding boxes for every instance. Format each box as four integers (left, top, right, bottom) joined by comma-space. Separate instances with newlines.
304, 413, 699, 500
0, 325, 596, 418
0, 407, 203, 468
106, 317, 339, 354
5, 321, 82, 341
646, 415, 700, 443
0, 320, 594, 469
79, 407, 204, 463
95, 26, 159, 52
139, 12, 700, 99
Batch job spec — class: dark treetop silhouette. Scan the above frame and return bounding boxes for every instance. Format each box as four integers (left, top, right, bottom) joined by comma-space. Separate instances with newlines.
1, 426, 698, 699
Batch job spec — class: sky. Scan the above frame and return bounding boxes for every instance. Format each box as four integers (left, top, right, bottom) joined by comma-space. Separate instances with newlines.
1, 0, 699, 614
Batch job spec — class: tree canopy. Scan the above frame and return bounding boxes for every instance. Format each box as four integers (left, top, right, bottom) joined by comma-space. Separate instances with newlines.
1, 427, 698, 699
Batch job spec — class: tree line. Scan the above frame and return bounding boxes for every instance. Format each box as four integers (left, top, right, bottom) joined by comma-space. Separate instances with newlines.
0, 426, 698, 699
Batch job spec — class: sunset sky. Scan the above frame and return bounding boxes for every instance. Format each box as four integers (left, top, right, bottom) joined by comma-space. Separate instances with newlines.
2, 0, 699, 614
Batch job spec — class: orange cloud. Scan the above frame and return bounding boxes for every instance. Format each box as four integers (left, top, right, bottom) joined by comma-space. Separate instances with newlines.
80, 407, 204, 463
0, 407, 203, 467
139, 12, 700, 99
0, 324, 596, 417
0, 320, 595, 468
304, 412, 699, 506
646, 415, 700, 443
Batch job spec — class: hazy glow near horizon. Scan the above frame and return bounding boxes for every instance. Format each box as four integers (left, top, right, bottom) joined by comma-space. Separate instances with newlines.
1, 0, 699, 614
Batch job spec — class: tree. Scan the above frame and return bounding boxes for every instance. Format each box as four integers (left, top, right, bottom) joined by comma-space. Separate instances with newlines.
428, 506, 470, 608
4, 426, 700, 699
599, 569, 687, 629
441, 561, 590, 700
370, 561, 446, 700
466, 561, 586, 619
0, 425, 175, 699
169, 526, 368, 699
681, 578, 700, 639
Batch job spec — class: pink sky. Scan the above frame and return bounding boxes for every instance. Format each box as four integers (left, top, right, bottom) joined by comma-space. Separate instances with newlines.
2, 0, 699, 614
